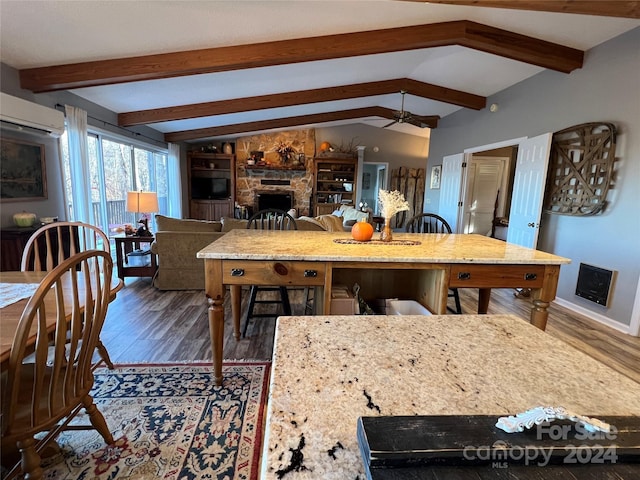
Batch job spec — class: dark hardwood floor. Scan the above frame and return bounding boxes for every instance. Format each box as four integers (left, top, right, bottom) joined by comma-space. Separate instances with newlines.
101, 278, 640, 384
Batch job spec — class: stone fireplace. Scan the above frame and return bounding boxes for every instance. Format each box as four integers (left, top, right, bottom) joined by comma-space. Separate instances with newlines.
234, 129, 316, 216
236, 129, 315, 215
255, 191, 293, 212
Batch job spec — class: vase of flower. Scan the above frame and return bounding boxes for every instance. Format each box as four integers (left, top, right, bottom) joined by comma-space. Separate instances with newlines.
276, 142, 294, 165
380, 218, 393, 242
378, 190, 410, 243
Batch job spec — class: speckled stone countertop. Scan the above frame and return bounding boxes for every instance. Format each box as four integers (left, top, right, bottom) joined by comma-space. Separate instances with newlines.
260, 314, 640, 479
197, 230, 570, 264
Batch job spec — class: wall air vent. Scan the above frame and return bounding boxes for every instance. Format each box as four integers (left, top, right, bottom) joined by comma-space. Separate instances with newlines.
575, 263, 615, 306
0, 93, 65, 137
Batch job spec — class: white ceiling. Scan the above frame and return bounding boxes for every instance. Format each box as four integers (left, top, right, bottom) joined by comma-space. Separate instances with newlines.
1, 1, 638, 141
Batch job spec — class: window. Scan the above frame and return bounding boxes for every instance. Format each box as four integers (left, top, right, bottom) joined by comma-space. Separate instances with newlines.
60, 131, 170, 235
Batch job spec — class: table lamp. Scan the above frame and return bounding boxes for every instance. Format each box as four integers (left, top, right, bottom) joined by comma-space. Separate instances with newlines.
126, 191, 159, 236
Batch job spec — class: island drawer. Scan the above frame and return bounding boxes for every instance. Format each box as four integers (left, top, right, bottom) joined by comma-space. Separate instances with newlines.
222, 260, 326, 286
449, 264, 546, 288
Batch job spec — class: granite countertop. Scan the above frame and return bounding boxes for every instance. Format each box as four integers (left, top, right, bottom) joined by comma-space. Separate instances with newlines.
260, 314, 640, 479
197, 230, 570, 265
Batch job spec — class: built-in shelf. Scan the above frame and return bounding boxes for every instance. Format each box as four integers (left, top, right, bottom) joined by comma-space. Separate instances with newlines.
312, 157, 358, 216
188, 151, 235, 221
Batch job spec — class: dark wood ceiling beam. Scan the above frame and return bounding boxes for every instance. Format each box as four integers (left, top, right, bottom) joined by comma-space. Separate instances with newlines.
20, 20, 583, 92
118, 78, 484, 126
164, 107, 439, 142
402, 78, 486, 109
412, 1, 640, 19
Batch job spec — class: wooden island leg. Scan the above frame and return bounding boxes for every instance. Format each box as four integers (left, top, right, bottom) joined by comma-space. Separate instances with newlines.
478, 288, 492, 314
531, 298, 550, 330
230, 285, 242, 340
205, 259, 225, 386
530, 265, 561, 331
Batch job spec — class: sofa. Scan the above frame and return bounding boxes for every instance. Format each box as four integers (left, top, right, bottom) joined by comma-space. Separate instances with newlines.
151, 213, 346, 290
332, 205, 371, 229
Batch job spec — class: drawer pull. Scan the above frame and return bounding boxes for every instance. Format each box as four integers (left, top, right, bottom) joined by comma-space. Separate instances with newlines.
525, 273, 538, 281
304, 270, 318, 278
230, 268, 245, 277
274, 263, 289, 276
458, 272, 471, 280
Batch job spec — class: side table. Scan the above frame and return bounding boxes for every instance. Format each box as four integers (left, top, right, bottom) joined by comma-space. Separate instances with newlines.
1, 226, 39, 271
113, 235, 158, 280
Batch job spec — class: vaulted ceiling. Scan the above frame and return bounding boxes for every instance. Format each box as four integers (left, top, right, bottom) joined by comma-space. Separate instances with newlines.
1, 1, 638, 142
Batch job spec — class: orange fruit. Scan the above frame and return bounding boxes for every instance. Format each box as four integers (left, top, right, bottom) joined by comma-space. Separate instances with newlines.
351, 220, 374, 242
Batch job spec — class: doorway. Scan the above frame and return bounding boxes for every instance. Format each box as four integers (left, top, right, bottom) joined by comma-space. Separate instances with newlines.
439, 133, 552, 249
461, 148, 516, 236
360, 162, 389, 214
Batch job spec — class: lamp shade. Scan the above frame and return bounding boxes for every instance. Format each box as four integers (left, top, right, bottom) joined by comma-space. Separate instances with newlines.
126, 191, 159, 213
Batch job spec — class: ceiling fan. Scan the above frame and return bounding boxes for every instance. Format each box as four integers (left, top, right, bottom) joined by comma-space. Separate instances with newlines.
384, 90, 432, 128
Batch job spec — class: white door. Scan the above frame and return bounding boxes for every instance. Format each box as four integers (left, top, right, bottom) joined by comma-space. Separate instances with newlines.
438, 153, 466, 232
506, 133, 552, 249
461, 157, 508, 235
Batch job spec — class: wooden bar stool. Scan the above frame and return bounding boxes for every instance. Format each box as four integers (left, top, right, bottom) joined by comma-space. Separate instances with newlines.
243, 209, 297, 337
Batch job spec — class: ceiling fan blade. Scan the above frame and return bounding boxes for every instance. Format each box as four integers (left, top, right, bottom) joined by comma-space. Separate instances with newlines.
383, 119, 398, 128
406, 118, 425, 128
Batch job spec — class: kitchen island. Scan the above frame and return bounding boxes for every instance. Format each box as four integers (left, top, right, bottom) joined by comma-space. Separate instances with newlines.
198, 230, 570, 385
261, 314, 640, 478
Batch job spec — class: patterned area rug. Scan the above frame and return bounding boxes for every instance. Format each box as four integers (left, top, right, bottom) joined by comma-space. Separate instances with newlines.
41, 363, 270, 480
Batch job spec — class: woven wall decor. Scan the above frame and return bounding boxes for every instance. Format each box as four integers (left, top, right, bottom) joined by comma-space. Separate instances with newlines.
544, 122, 616, 216
389, 166, 425, 228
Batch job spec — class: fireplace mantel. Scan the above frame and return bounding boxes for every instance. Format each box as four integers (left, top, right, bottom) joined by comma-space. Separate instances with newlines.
245, 165, 306, 173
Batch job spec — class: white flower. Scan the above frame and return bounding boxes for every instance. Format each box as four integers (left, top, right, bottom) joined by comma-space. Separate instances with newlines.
378, 190, 409, 219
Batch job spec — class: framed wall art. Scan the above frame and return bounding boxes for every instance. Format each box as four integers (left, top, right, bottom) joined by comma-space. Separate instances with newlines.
362, 172, 371, 190
0, 137, 47, 201
430, 165, 441, 190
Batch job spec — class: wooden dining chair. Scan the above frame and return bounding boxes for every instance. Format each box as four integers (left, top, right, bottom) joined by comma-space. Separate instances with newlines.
20, 221, 115, 368
1, 250, 115, 480
243, 209, 297, 337
405, 213, 463, 314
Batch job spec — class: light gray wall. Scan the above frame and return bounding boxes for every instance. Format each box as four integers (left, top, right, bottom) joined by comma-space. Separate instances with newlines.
0, 128, 66, 227
315, 123, 429, 170
426, 27, 640, 328
1, 62, 167, 228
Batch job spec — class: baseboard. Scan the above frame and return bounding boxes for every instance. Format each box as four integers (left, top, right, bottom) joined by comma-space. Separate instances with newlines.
553, 297, 633, 335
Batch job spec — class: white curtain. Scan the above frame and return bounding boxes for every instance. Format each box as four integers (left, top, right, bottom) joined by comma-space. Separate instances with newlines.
167, 142, 183, 218
64, 105, 92, 223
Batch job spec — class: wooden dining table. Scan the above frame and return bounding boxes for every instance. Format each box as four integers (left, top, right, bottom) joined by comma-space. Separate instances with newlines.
0, 271, 123, 368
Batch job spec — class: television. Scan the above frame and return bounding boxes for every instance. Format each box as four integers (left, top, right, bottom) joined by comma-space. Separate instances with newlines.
191, 177, 229, 200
